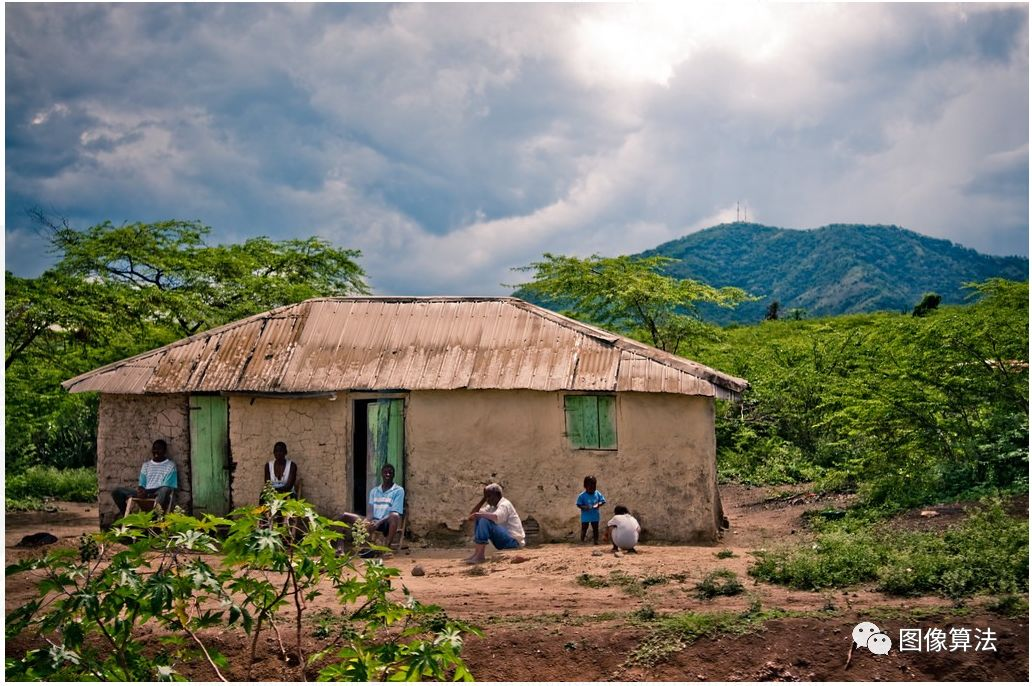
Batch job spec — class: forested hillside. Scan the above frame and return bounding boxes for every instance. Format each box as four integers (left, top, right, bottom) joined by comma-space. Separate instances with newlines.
641, 222, 1028, 323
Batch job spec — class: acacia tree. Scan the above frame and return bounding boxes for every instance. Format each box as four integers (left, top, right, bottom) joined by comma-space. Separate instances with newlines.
514, 253, 754, 352
6, 217, 369, 470
51, 219, 369, 336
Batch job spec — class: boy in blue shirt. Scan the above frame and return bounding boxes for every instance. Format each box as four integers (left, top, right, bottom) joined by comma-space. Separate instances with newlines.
576, 475, 606, 544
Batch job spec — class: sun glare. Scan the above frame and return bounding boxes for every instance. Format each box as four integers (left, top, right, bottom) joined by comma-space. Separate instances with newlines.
572, 2, 793, 87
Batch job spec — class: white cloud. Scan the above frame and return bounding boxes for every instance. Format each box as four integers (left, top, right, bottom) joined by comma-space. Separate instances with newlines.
4, 2, 1027, 294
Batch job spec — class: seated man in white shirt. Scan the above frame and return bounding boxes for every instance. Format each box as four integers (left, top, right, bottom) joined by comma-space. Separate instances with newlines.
464, 483, 525, 564
112, 439, 178, 516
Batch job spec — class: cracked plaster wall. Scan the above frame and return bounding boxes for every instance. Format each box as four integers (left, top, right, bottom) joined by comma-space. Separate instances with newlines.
404, 389, 719, 543
97, 394, 191, 527
227, 396, 350, 516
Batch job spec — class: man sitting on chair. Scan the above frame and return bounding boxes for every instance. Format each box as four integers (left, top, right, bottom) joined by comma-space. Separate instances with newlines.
341, 463, 404, 547
112, 439, 178, 517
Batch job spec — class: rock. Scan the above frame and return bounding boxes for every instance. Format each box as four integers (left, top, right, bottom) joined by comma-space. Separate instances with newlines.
16, 532, 58, 547
592, 550, 604, 557
510, 555, 530, 564
920, 510, 940, 518
411, 564, 425, 577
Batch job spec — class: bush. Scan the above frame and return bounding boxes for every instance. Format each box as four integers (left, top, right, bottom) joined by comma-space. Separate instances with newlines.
749, 501, 1028, 598
876, 501, 1028, 598
750, 529, 884, 590
6, 492, 478, 681
704, 280, 1029, 508
694, 569, 745, 599
6, 466, 97, 507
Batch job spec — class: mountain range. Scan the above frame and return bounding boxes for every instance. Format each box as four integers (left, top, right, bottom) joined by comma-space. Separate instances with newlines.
631, 222, 1027, 324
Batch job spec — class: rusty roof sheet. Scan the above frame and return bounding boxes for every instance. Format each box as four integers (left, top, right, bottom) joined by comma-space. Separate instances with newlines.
62, 297, 748, 399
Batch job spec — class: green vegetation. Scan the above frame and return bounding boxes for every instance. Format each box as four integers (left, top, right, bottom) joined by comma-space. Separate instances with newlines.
696, 279, 1028, 510
749, 501, 1028, 598
5, 491, 476, 681
6, 218, 367, 480
985, 594, 1028, 618
626, 606, 794, 668
5, 466, 97, 510
644, 222, 1028, 324
513, 253, 754, 351
694, 569, 745, 599
575, 570, 677, 597
714, 548, 737, 559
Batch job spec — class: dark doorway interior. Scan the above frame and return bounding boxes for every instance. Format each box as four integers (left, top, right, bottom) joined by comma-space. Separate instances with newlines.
352, 399, 373, 514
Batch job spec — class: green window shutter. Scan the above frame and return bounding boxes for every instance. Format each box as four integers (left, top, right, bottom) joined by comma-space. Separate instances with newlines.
597, 395, 617, 449
565, 395, 616, 449
565, 395, 595, 449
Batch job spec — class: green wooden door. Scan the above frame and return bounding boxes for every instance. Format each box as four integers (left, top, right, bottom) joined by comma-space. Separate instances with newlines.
190, 395, 230, 516
367, 398, 404, 488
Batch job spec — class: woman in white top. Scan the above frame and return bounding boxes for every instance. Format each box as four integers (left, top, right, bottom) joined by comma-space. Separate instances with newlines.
263, 441, 298, 498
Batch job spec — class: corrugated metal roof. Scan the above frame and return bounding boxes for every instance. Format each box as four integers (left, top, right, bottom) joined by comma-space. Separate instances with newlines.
62, 297, 749, 399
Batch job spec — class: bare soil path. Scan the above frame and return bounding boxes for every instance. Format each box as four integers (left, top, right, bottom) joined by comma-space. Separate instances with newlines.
5, 484, 1028, 681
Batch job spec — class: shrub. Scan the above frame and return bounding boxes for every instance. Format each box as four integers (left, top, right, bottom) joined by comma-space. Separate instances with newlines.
876, 501, 1028, 598
749, 529, 884, 590
6, 492, 478, 681
749, 501, 1028, 598
6, 466, 97, 506
694, 569, 745, 599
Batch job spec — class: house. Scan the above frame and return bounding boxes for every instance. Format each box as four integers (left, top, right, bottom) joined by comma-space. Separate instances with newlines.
63, 297, 748, 542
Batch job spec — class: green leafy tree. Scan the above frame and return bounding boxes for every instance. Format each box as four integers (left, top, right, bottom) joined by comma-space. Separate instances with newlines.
698, 279, 1028, 507
514, 253, 754, 352
50, 219, 369, 336
6, 218, 369, 473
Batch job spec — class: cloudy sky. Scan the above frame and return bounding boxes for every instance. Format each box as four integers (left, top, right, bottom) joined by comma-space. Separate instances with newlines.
5, 2, 1028, 295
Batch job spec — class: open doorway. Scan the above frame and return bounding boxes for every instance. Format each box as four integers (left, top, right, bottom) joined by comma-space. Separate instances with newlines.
352, 397, 406, 513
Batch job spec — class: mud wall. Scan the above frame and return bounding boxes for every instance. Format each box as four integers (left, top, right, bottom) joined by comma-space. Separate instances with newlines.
227, 396, 350, 516
404, 390, 719, 543
97, 394, 191, 527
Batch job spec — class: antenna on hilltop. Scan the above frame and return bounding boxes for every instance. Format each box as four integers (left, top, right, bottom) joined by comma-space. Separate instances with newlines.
736, 201, 740, 222
744, 203, 748, 223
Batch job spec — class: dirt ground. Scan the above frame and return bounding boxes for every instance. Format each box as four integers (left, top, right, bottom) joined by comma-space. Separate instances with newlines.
5, 485, 1028, 681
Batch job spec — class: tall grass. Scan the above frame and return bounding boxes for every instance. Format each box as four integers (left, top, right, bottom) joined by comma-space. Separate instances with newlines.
6, 466, 97, 510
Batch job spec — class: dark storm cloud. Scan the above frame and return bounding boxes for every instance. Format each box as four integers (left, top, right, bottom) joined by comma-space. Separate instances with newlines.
5, 3, 1028, 295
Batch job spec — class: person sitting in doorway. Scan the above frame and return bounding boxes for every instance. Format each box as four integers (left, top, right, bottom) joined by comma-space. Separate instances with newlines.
262, 441, 298, 499
464, 482, 525, 564
340, 463, 405, 548
112, 439, 178, 517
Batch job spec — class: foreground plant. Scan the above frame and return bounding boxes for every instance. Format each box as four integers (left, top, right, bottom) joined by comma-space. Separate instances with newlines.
6, 492, 477, 681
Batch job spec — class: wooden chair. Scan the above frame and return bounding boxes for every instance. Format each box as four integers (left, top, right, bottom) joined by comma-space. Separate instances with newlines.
124, 496, 157, 516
